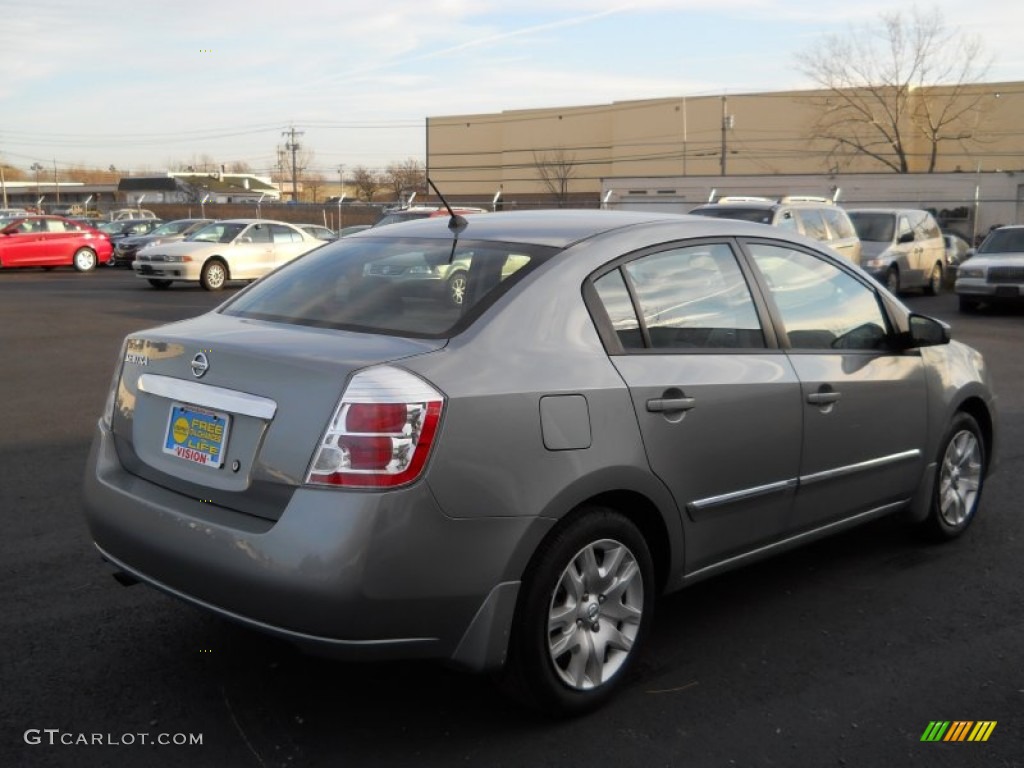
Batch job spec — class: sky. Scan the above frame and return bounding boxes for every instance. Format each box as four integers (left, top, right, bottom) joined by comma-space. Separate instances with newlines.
2, 0, 1021, 179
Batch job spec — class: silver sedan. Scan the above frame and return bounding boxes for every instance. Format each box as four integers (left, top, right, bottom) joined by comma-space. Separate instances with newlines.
85, 210, 997, 715
132, 218, 323, 290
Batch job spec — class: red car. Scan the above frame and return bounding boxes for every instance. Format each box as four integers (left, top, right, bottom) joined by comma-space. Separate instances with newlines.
0, 215, 113, 271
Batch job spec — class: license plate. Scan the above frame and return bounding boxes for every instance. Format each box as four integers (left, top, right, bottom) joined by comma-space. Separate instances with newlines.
139, 264, 154, 274
163, 403, 230, 468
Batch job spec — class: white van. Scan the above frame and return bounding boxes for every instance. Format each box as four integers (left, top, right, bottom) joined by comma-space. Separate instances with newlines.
847, 208, 946, 294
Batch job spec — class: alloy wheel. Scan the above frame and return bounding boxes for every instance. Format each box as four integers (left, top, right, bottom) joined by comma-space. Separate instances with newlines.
938, 429, 982, 528
546, 538, 644, 690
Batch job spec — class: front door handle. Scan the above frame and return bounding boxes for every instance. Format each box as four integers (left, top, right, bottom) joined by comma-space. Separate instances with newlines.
806, 391, 841, 405
646, 397, 696, 413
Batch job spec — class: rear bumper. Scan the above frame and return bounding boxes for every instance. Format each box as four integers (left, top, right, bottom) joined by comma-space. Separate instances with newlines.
83, 420, 541, 669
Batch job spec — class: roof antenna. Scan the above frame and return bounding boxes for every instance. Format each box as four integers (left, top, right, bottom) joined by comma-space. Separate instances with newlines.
427, 177, 468, 235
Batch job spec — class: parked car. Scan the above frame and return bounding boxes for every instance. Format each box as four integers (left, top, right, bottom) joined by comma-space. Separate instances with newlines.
338, 224, 372, 237
98, 218, 165, 251
942, 232, 973, 286
131, 218, 323, 290
688, 196, 862, 265
108, 208, 158, 221
111, 218, 214, 267
299, 224, 338, 241
955, 224, 1024, 312
0, 214, 112, 271
373, 206, 487, 228
84, 210, 996, 715
0, 207, 28, 219
846, 209, 946, 294
67, 216, 107, 231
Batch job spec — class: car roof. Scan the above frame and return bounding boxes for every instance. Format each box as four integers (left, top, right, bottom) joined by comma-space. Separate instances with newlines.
216, 218, 298, 225
351, 209, 777, 248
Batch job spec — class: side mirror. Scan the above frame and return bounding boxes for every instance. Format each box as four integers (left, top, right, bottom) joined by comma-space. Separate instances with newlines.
237, 236, 253, 244
898, 231, 915, 244
898, 313, 950, 349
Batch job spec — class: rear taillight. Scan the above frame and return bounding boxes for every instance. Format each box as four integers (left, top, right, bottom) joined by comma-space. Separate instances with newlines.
306, 366, 445, 489
102, 340, 128, 428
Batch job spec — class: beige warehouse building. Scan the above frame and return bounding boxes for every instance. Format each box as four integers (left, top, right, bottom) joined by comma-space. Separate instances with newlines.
426, 81, 1024, 234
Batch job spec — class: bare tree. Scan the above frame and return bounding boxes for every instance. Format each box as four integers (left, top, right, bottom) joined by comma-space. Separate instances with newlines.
350, 166, 383, 202
796, 7, 993, 173
1, 161, 27, 181
532, 149, 577, 206
304, 172, 326, 203
384, 158, 426, 202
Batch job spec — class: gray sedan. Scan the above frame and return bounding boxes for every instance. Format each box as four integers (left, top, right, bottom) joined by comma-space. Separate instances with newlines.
83, 210, 997, 715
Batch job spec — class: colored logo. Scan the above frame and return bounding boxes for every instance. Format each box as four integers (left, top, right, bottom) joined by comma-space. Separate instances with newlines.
172, 416, 190, 444
921, 721, 997, 742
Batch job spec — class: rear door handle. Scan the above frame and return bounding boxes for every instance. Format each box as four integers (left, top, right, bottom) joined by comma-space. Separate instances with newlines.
646, 397, 696, 413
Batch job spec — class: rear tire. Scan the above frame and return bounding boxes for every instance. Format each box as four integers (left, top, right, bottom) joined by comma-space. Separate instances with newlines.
147, 279, 172, 290
73, 248, 97, 272
921, 412, 986, 541
923, 263, 942, 295
497, 507, 654, 716
446, 270, 468, 306
200, 259, 228, 291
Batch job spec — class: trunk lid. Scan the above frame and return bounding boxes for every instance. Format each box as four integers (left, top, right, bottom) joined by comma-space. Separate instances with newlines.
112, 313, 446, 520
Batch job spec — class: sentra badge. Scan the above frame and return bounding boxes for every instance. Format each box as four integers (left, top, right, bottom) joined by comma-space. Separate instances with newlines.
124, 340, 149, 366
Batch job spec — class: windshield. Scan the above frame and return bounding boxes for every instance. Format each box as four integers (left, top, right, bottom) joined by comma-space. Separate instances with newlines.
848, 212, 896, 243
220, 236, 558, 338
690, 207, 773, 224
150, 220, 195, 237
978, 228, 1024, 254
188, 222, 247, 243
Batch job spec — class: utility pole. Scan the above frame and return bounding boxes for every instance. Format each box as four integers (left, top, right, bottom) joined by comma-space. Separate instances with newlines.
720, 96, 733, 176
282, 126, 303, 203
53, 158, 60, 205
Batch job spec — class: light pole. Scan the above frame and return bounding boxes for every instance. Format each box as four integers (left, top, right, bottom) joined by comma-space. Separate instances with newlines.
337, 165, 345, 227
30, 163, 44, 209
53, 159, 60, 206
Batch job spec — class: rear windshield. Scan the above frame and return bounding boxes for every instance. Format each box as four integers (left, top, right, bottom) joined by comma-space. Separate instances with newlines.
220, 236, 558, 338
690, 207, 773, 224
848, 212, 896, 243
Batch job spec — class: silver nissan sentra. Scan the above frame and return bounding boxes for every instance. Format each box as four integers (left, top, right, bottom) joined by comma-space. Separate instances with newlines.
83, 209, 997, 715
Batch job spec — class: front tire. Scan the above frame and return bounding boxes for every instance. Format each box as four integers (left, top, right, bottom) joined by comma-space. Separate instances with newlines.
885, 267, 900, 294
958, 295, 980, 313
921, 412, 986, 541
498, 507, 654, 716
73, 248, 97, 272
200, 259, 228, 291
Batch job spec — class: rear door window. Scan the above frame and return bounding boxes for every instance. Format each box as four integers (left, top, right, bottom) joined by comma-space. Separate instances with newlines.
795, 209, 828, 241
592, 242, 765, 351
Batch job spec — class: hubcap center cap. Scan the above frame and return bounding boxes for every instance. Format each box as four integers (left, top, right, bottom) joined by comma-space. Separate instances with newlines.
583, 601, 600, 623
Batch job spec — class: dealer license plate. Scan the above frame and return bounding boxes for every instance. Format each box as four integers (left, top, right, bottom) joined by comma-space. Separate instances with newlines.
162, 402, 230, 468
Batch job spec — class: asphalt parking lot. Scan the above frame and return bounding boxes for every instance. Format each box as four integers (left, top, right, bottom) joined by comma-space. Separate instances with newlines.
1, 267, 1021, 768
